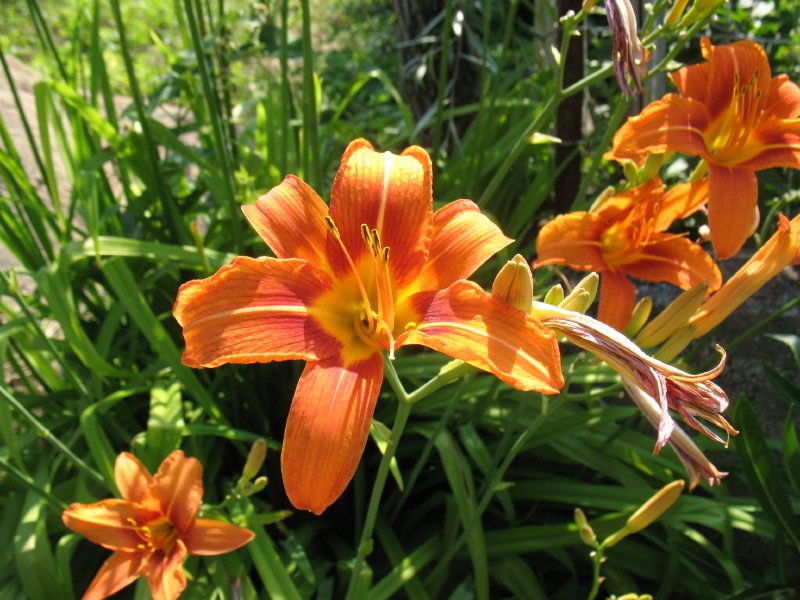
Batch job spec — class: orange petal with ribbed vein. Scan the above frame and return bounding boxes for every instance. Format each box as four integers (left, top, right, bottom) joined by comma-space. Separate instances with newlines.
534, 212, 606, 271
174, 257, 342, 368
242, 175, 330, 267
737, 119, 800, 170
62, 499, 159, 551
702, 39, 771, 122
597, 270, 636, 331
81, 550, 146, 600
707, 165, 759, 259
653, 178, 709, 231
413, 199, 511, 293
281, 352, 384, 515
148, 451, 203, 533
605, 95, 710, 163
328, 139, 432, 287
399, 280, 563, 393
141, 540, 188, 600
763, 75, 800, 120
184, 519, 255, 555
622, 235, 722, 291
115, 452, 152, 504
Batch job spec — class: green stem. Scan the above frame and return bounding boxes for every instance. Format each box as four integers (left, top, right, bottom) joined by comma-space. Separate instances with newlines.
586, 544, 605, 600
345, 357, 413, 600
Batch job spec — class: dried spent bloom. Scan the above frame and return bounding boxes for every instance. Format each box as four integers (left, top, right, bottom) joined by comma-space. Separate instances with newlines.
534, 177, 720, 330
62, 451, 254, 600
622, 377, 728, 487
174, 139, 564, 515
606, 0, 652, 96
606, 38, 800, 259
530, 301, 738, 453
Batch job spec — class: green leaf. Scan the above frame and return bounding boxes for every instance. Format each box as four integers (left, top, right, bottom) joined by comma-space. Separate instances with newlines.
144, 381, 184, 472
766, 333, 800, 368
370, 420, 403, 492
733, 396, 800, 553
783, 409, 800, 499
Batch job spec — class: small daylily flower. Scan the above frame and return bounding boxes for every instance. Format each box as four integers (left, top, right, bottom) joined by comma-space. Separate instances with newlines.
606, 0, 651, 96
174, 139, 564, 515
689, 213, 800, 337
605, 38, 800, 259
530, 301, 737, 454
534, 177, 721, 330
622, 378, 728, 488
62, 451, 254, 600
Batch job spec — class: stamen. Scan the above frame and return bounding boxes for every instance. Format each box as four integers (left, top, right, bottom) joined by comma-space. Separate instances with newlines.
327, 216, 375, 328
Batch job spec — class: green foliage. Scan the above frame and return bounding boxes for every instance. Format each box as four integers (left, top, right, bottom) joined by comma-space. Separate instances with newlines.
1, 0, 799, 598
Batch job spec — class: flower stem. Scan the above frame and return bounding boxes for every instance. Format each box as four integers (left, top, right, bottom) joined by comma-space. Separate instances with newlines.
345, 357, 413, 600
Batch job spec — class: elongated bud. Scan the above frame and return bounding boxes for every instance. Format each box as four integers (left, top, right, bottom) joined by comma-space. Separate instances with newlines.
635, 282, 707, 348
251, 476, 268, 494
638, 154, 667, 184
574, 508, 596, 546
654, 324, 696, 363
604, 480, 685, 548
242, 439, 268, 481
492, 255, 534, 314
624, 297, 653, 338
543, 284, 565, 306
588, 186, 617, 213
666, 0, 691, 26
582, 0, 598, 12
559, 273, 598, 314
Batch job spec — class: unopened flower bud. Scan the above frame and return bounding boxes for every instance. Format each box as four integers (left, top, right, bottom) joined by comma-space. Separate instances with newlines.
574, 508, 597, 546
604, 480, 685, 548
242, 439, 268, 481
240, 480, 254, 496
251, 476, 268, 494
636, 282, 707, 348
543, 284, 565, 306
665, 0, 690, 26
492, 254, 534, 314
624, 297, 653, 338
588, 186, 617, 213
582, 0, 598, 12
653, 324, 696, 363
559, 273, 598, 314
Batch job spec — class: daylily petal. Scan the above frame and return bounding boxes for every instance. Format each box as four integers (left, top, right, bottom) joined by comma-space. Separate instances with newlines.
736, 118, 800, 170
183, 519, 255, 556
398, 280, 563, 393
62, 500, 158, 551
621, 235, 722, 291
707, 165, 758, 259
81, 550, 147, 600
242, 175, 330, 267
281, 352, 384, 515
763, 75, 800, 120
141, 542, 188, 600
669, 59, 710, 103
115, 452, 152, 504
595, 177, 665, 222
412, 199, 512, 293
702, 39, 771, 123
653, 178, 709, 230
149, 451, 203, 534
605, 95, 711, 162
174, 257, 342, 368
534, 212, 607, 271
597, 270, 636, 331
328, 139, 432, 288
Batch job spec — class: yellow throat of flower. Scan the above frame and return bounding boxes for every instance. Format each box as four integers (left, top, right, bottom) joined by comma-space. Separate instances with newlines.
325, 216, 398, 358
705, 70, 764, 163
129, 515, 179, 554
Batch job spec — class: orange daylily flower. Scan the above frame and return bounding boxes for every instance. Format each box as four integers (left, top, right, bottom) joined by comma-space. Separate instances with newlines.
689, 213, 800, 337
534, 177, 721, 330
173, 139, 564, 515
605, 38, 800, 259
62, 451, 254, 600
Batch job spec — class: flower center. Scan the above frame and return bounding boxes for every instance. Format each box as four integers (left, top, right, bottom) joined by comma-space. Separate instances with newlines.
600, 200, 659, 265
325, 217, 397, 358
706, 70, 764, 162
128, 515, 178, 553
